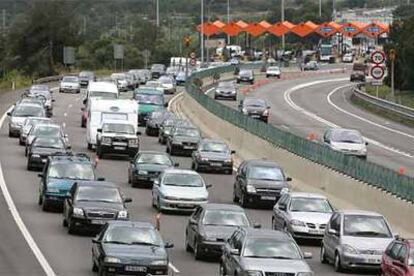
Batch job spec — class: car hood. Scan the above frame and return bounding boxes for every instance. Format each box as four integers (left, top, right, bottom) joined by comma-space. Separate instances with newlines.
76, 201, 125, 213
216, 88, 236, 93
342, 236, 394, 251
162, 84, 174, 89
137, 164, 172, 172
331, 141, 365, 151
61, 82, 79, 87
245, 106, 266, 113
161, 185, 208, 199
103, 243, 167, 263
241, 258, 311, 273
10, 116, 27, 125
46, 178, 77, 192
290, 212, 332, 224
139, 104, 164, 113
202, 225, 239, 240
247, 179, 288, 189
199, 151, 230, 161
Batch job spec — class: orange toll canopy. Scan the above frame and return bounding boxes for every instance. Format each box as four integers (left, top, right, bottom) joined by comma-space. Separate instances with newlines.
245, 23, 267, 37
362, 22, 389, 38
291, 21, 318, 37
222, 22, 242, 36
258, 20, 272, 29
212, 20, 226, 29
339, 21, 367, 37
316, 22, 340, 37
235, 20, 249, 30
267, 21, 295, 37
196, 22, 220, 36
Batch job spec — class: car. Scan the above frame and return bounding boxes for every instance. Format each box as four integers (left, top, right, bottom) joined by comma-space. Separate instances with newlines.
96, 120, 140, 159
381, 237, 414, 276
63, 180, 132, 234
38, 153, 96, 211
304, 60, 319, 71
27, 136, 71, 171
128, 151, 178, 188
191, 139, 235, 174
91, 221, 173, 276
185, 203, 254, 259
145, 111, 174, 136
125, 72, 138, 89
111, 73, 129, 92
214, 81, 237, 101
321, 209, 395, 272
342, 53, 354, 63
19, 117, 52, 146
350, 70, 366, 82
128, 69, 146, 85
166, 125, 201, 156
266, 66, 281, 78
323, 128, 368, 159
236, 69, 254, 84
133, 88, 166, 126
157, 117, 186, 145
166, 66, 179, 78
25, 85, 54, 117
17, 96, 45, 107
79, 71, 96, 87
25, 123, 68, 156
59, 76, 81, 93
238, 97, 270, 123
158, 75, 176, 94
152, 169, 210, 212
233, 159, 291, 208
220, 227, 313, 276
142, 80, 165, 93
175, 71, 187, 86
7, 103, 46, 137
151, 63, 166, 79
272, 192, 334, 240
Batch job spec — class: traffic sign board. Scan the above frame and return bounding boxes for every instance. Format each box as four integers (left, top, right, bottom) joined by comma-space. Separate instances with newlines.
371, 50, 385, 64
371, 65, 385, 80
371, 79, 383, 86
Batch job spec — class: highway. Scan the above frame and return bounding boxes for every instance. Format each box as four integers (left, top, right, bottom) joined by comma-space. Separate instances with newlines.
0, 72, 377, 276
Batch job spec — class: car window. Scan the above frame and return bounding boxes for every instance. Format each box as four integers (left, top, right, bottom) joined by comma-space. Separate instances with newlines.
389, 243, 403, 259
136, 154, 172, 166
397, 245, 408, 262
247, 166, 284, 181
228, 230, 240, 249
102, 123, 134, 134
202, 210, 249, 227
13, 105, 44, 117
75, 186, 122, 204
331, 130, 363, 144
104, 225, 162, 246
174, 128, 200, 138
278, 194, 289, 207
47, 162, 94, 180
234, 232, 244, 251
409, 248, 414, 266
163, 173, 203, 187
289, 197, 333, 213
200, 142, 228, 153
329, 213, 340, 232
242, 238, 302, 259
343, 215, 392, 238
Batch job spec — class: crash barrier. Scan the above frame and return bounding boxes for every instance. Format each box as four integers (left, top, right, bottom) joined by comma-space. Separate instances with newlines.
34, 75, 62, 84
186, 65, 414, 203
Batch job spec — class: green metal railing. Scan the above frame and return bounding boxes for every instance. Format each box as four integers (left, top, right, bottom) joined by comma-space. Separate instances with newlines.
186, 65, 414, 203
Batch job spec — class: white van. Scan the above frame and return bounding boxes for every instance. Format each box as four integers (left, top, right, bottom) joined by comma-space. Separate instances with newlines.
86, 98, 138, 150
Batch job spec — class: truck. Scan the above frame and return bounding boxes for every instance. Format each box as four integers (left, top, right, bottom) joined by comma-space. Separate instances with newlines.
319, 44, 334, 63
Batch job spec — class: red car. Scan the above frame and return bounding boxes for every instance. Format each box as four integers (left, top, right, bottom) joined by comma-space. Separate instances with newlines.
381, 238, 414, 276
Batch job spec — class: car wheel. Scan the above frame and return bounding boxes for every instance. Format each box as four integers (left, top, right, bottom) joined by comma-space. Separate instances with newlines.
185, 233, 193, 252
194, 239, 202, 260
194, 162, 200, 172
87, 143, 92, 150
67, 219, 76, 235
38, 193, 43, 205
41, 196, 49, 212
232, 186, 239, 203
334, 252, 344, 272
92, 258, 98, 272
320, 245, 328, 264
98, 265, 107, 276
240, 192, 249, 208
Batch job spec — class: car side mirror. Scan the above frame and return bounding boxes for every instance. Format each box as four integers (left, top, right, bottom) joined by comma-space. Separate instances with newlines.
303, 252, 313, 259
164, 242, 174, 249
174, 162, 179, 167
206, 184, 212, 189
136, 131, 141, 136
97, 177, 105, 181
164, 102, 169, 107
154, 179, 160, 186
6, 112, 11, 116
124, 197, 132, 203
38, 173, 44, 178
253, 223, 261, 229
230, 248, 240, 255
97, 129, 102, 133
81, 107, 85, 111
394, 232, 400, 239
83, 99, 87, 105
92, 238, 98, 244
365, 141, 369, 146
328, 228, 338, 236
231, 150, 236, 154
279, 204, 287, 211
286, 177, 292, 182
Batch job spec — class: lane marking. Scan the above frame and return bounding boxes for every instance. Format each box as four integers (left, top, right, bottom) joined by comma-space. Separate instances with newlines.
169, 263, 180, 274
284, 80, 414, 159
0, 107, 56, 276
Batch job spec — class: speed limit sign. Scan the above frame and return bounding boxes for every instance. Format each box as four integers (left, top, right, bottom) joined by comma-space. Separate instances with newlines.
371, 51, 386, 64
370, 65, 385, 80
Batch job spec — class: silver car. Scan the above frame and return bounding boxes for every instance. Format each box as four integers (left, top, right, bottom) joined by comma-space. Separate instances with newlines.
323, 128, 368, 159
25, 123, 68, 156
272, 192, 334, 240
19, 117, 52, 146
321, 209, 395, 272
152, 169, 210, 212
59, 76, 80, 93
7, 103, 46, 137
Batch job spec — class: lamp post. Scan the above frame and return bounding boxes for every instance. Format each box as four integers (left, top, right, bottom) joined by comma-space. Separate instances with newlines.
156, 0, 159, 27
227, 0, 230, 44
281, 0, 285, 50
201, 0, 204, 65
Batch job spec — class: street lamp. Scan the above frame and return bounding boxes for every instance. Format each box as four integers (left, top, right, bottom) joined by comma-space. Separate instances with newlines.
281, 0, 285, 50
201, 0, 204, 65
227, 0, 230, 44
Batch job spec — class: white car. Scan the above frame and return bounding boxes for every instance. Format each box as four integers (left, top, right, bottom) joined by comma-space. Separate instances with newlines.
142, 80, 165, 93
266, 66, 281, 78
152, 169, 210, 212
159, 76, 176, 94
323, 128, 368, 159
110, 73, 129, 92
342, 53, 354, 63
59, 76, 80, 93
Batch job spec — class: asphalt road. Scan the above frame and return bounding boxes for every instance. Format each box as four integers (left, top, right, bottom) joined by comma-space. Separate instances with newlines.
0, 75, 375, 276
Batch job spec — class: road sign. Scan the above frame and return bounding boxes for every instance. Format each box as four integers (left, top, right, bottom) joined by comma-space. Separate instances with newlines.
114, 44, 124, 59
371, 79, 383, 86
190, 58, 196, 66
370, 65, 385, 80
63, 47, 75, 65
371, 50, 385, 64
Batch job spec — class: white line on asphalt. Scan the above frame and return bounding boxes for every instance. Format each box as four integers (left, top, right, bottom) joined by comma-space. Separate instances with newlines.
0, 107, 56, 276
169, 262, 180, 274
284, 80, 414, 158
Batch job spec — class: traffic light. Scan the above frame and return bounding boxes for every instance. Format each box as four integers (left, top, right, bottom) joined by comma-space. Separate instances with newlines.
184, 36, 192, 48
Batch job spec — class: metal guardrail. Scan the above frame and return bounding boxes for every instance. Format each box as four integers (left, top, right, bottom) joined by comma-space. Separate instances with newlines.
34, 75, 62, 84
186, 65, 414, 203
353, 87, 414, 121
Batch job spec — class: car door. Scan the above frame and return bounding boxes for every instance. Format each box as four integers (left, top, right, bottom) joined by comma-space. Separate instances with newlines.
238, 164, 248, 198
152, 174, 162, 203
187, 207, 202, 247
234, 162, 245, 198
324, 213, 340, 259
382, 242, 398, 275
323, 129, 331, 147
64, 184, 77, 222
92, 224, 108, 265
230, 232, 245, 275
273, 194, 289, 229
392, 244, 408, 276
225, 230, 243, 275
222, 230, 238, 275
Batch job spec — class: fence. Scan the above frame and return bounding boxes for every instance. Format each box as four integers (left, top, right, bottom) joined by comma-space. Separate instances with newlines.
186, 65, 414, 203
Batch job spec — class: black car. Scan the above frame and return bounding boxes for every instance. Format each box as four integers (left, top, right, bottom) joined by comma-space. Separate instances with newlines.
166, 125, 201, 156
238, 97, 270, 123
191, 139, 235, 174
151, 64, 166, 79
128, 151, 178, 188
79, 71, 96, 87
236, 69, 254, 84
27, 137, 71, 171
91, 221, 173, 276
233, 159, 291, 208
158, 118, 189, 145
63, 181, 132, 234
145, 111, 174, 137
350, 70, 366, 82
185, 203, 255, 259
214, 81, 237, 101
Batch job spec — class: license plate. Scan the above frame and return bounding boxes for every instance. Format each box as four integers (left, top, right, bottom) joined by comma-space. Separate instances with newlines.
366, 258, 380, 264
210, 162, 222, 167
251, 115, 260, 118
114, 146, 126, 150
113, 142, 127, 146
309, 229, 323, 234
261, 196, 276, 200
91, 220, 106, 225
178, 204, 193, 208
41, 159, 47, 163
183, 146, 194, 149
125, 266, 147, 272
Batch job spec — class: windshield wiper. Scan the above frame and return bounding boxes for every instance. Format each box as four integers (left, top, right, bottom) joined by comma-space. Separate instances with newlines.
244, 255, 293, 259
130, 241, 160, 247
338, 140, 360, 144
104, 241, 130, 245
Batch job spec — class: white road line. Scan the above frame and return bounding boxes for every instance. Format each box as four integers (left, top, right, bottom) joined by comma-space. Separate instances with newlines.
169, 262, 180, 274
284, 80, 414, 158
0, 107, 56, 276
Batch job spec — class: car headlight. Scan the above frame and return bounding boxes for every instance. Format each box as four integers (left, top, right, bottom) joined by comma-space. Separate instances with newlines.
262, 109, 269, 116
164, 130, 171, 135
246, 185, 256, 193
150, 259, 168, 266
244, 271, 263, 276
242, 108, 248, 114
297, 272, 314, 276
101, 137, 111, 145
224, 158, 232, 163
281, 187, 289, 194
31, 154, 40, 158
200, 157, 209, 161
128, 139, 138, 147
290, 219, 306, 227
47, 188, 59, 193
118, 210, 128, 219
104, 256, 121, 263
73, 207, 84, 217
343, 244, 359, 254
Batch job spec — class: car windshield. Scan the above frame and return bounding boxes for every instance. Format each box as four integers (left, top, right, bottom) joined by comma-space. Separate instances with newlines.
89, 91, 117, 99
75, 186, 122, 203
31, 85, 49, 91
150, 112, 163, 120
409, 250, 414, 266
13, 105, 44, 117
268, 67, 280, 71
174, 128, 200, 137
151, 64, 164, 71
33, 125, 60, 137
200, 142, 228, 153
48, 163, 94, 180
331, 130, 363, 144
102, 123, 134, 134
104, 226, 162, 246
289, 197, 333, 213
33, 137, 64, 149
136, 94, 163, 105
244, 98, 266, 108
163, 119, 175, 127
163, 173, 203, 187
145, 81, 162, 88
239, 70, 252, 77
159, 77, 173, 84
137, 154, 172, 165
243, 238, 302, 259
63, 77, 78, 83
30, 90, 51, 99
79, 72, 93, 78
203, 210, 249, 227
247, 166, 284, 181
218, 82, 235, 89
343, 215, 392, 238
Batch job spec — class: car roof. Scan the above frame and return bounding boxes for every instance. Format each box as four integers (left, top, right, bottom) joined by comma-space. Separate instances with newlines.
101, 119, 134, 125
34, 123, 60, 129
203, 203, 245, 212
289, 192, 327, 199
245, 159, 282, 168
74, 180, 117, 188
107, 220, 155, 229
243, 228, 292, 240
338, 209, 384, 217
16, 102, 44, 108
163, 168, 199, 175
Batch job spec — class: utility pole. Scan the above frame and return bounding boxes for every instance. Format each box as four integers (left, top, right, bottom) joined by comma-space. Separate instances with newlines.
156, 0, 159, 27
227, 0, 230, 45
281, 0, 285, 50
332, 0, 337, 21
2, 9, 5, 36
83, 16, 87, 35
200, 0, 204, 65
319, 0, 322, 18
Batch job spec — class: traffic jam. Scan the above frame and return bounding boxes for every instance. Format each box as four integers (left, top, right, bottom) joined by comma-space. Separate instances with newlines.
5, 60, 413, 276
